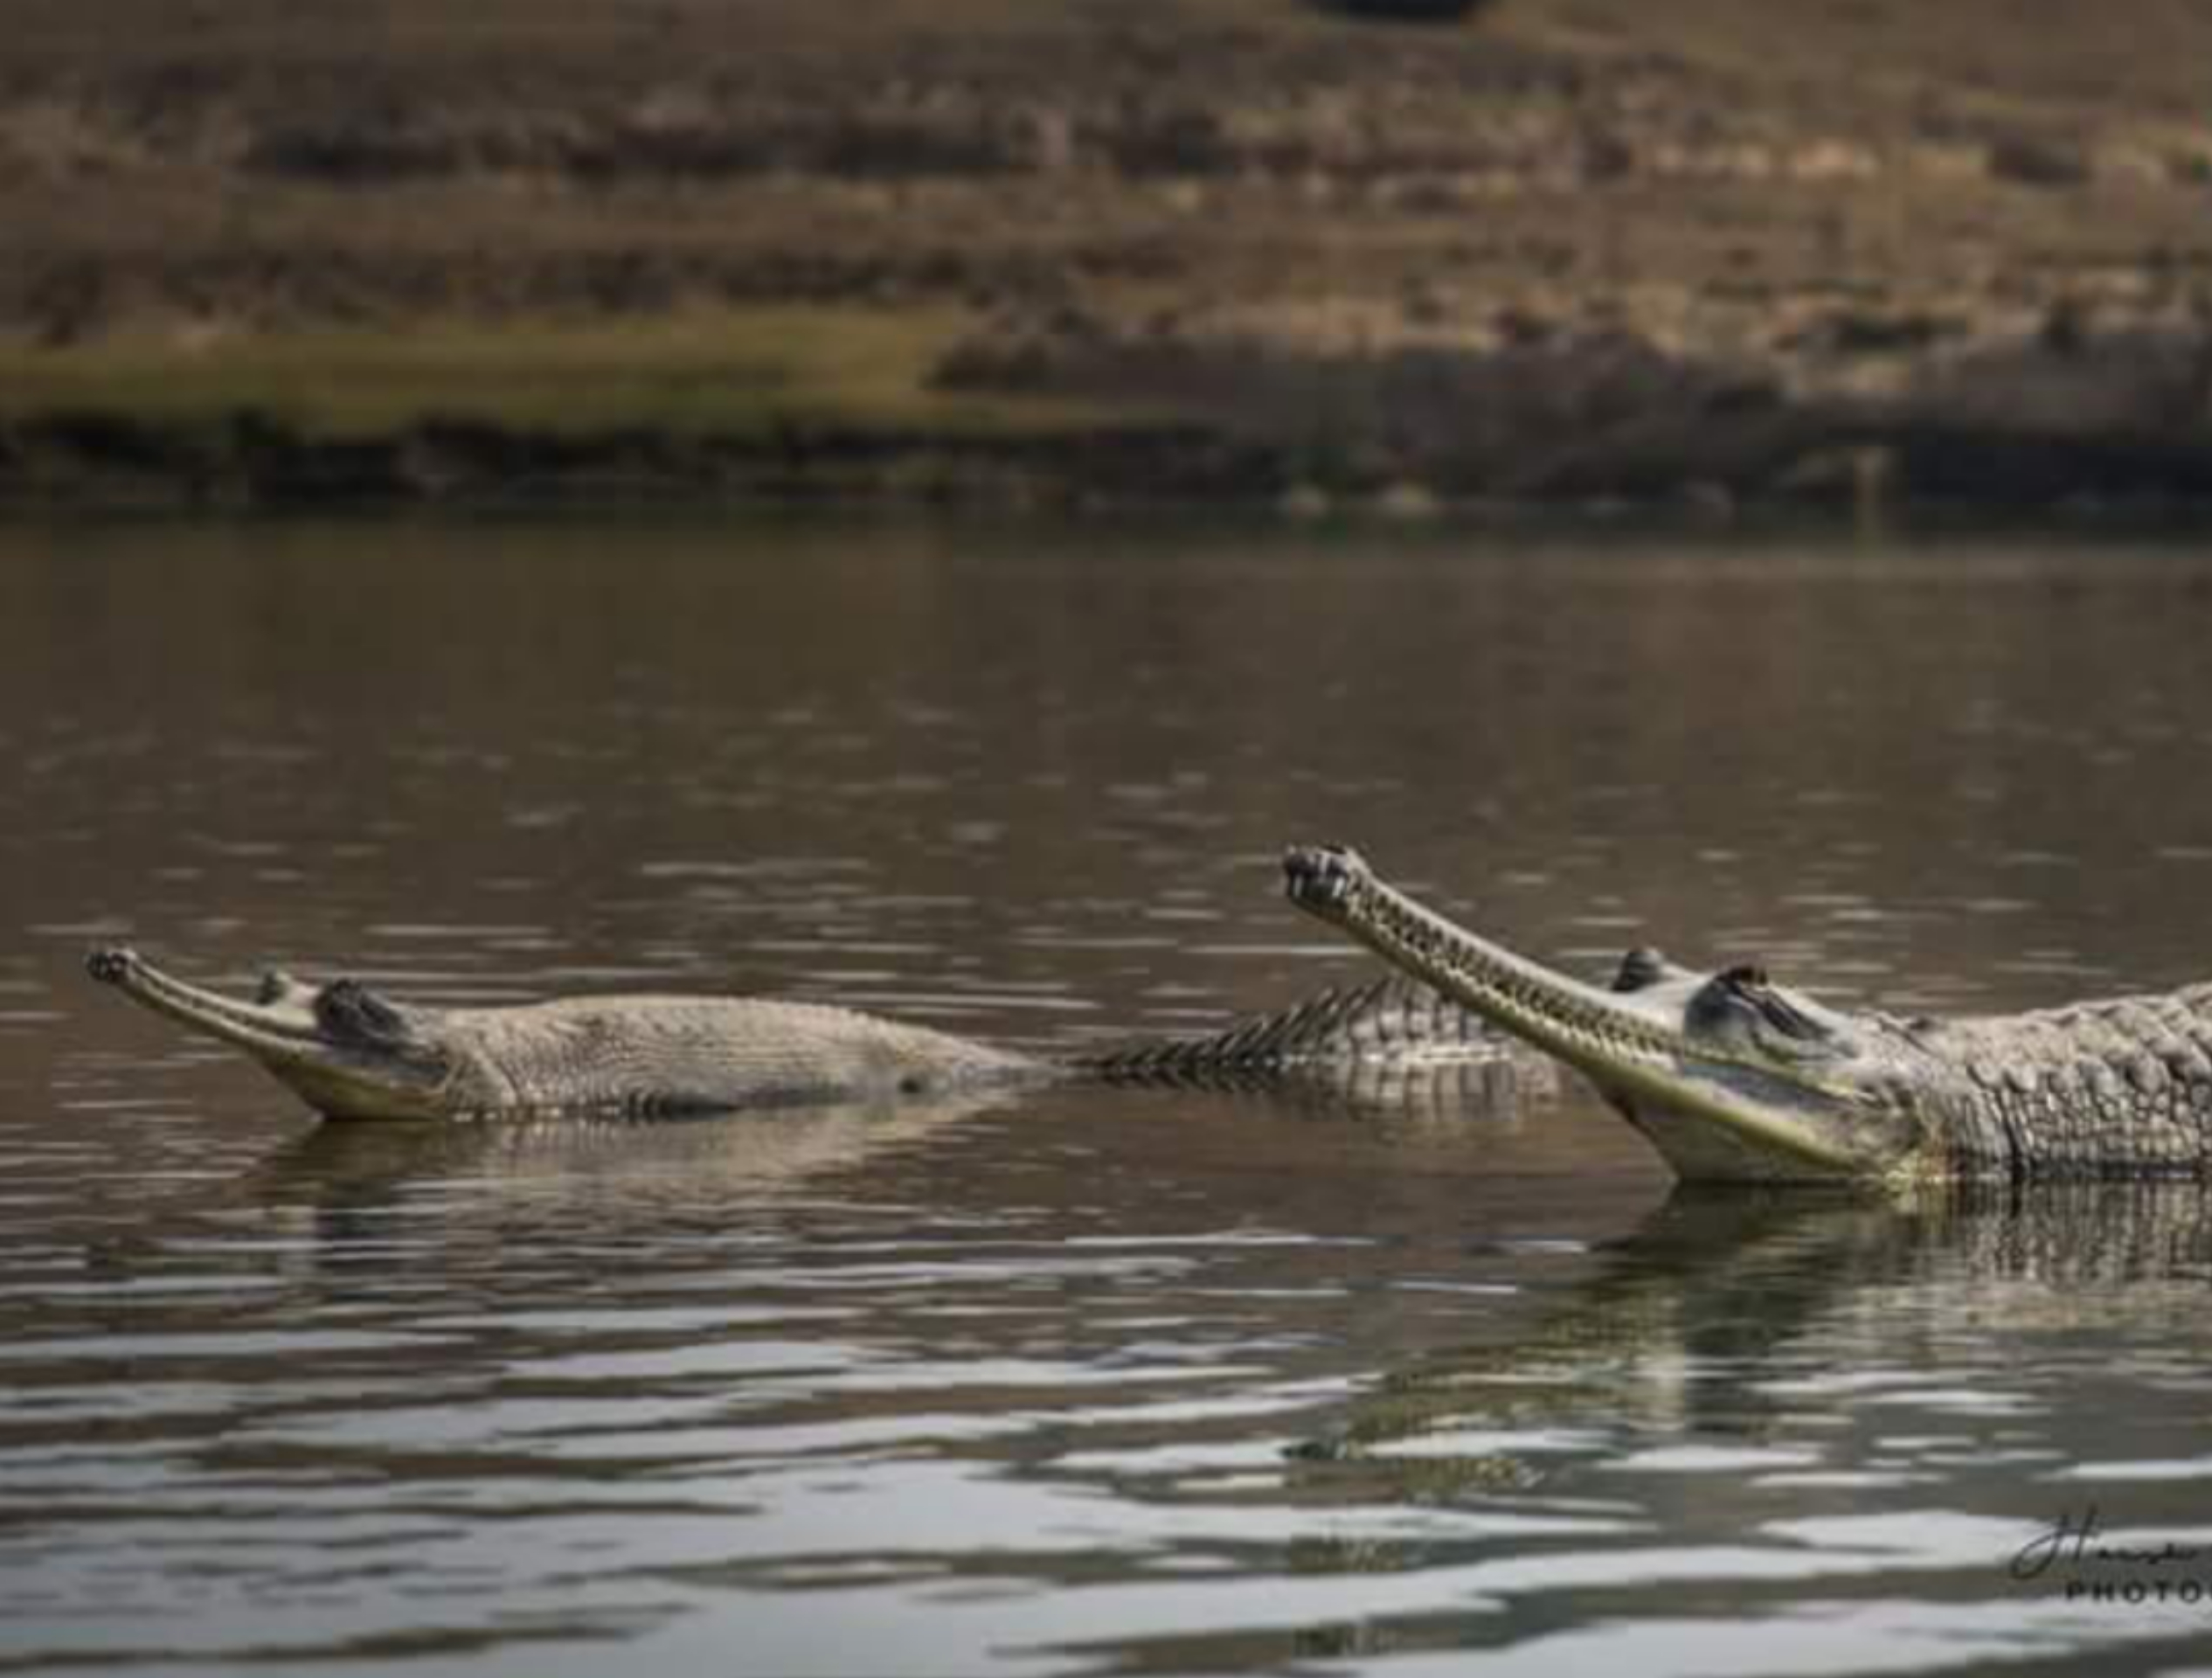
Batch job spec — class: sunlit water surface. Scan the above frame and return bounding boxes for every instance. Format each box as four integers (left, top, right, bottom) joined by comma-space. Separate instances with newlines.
5, 518, 2212, 1676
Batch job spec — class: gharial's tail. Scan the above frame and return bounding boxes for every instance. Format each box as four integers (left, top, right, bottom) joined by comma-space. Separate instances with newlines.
1067, 975, 1519, 1085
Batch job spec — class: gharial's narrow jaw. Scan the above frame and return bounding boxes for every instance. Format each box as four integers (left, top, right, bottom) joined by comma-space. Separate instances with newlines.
86, 946, 455, 1120
1281, 847, 1938, 1183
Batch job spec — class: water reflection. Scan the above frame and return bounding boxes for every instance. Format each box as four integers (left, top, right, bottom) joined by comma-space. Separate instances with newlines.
12, 518, 2212, 1675
221, 1095, 1019, 1261
10, 1097, 2212, 1676
1247, 1185, 2212, 1675
247, 1096, 1007, 1193
1304, 1182, 2212, 1470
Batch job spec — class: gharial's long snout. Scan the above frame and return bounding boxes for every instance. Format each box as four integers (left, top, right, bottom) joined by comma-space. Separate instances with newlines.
1283, 846, 1685, 1069
87, 945, 319, 1055
86, 945, 454, 1120
1282, 844, 1901, 1181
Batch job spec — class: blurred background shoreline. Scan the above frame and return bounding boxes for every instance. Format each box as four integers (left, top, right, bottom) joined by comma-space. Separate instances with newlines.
3, 0, 2209, 513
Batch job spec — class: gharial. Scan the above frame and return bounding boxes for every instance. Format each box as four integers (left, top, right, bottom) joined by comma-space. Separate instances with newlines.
85, 944, 1508, 1122
1283, 843, 2212, 1184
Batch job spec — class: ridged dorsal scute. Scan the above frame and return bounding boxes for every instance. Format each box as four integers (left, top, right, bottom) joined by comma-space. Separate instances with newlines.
1071, 977, 1505, 1084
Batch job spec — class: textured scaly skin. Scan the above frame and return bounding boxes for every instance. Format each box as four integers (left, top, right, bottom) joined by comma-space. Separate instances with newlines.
429, 996, 1041, 1116
1068, 977, 1501, 1082
442, 979, 1510, 1114
1917, 995, 2212, 1175
87, 945, 1517, 1121
1281, 844, 2212, 1180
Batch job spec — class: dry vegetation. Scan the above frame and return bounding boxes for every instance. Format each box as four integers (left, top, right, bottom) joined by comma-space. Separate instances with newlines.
2, 0, 2209, 503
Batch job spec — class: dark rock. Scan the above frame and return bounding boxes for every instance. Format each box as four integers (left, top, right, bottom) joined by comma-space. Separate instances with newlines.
1308, 0, 1501, 22
1987, 134, 2091, 187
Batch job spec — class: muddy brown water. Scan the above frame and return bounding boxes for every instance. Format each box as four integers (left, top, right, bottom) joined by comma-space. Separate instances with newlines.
5, 517, 2212, 1675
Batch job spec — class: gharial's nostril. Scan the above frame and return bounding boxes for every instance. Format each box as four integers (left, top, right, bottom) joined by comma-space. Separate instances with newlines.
86, 946, 137, 985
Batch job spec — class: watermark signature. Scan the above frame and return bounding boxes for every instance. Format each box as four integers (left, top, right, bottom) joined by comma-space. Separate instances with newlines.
2011, 1505, 2212, 1605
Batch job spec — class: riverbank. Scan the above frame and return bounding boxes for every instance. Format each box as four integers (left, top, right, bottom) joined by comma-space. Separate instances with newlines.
4, 0, 2209, 510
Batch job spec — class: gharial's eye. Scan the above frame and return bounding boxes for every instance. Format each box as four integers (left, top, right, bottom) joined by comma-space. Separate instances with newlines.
1695, 964, 1839, 1053
314, 979, 414, 1046
1756, 993, 1827, 1039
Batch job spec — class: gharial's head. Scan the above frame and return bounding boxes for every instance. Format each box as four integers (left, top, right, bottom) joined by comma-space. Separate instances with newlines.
1282, 846, 1945, 1182
87, 946, 455, 1120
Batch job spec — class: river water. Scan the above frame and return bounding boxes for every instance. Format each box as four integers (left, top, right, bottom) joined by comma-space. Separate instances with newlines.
4, 517, 2212, 1676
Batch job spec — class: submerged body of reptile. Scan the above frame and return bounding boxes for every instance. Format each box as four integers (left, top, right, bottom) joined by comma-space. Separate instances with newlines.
1284, 844, 2212, 1183
86, 945, 1507, 1121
